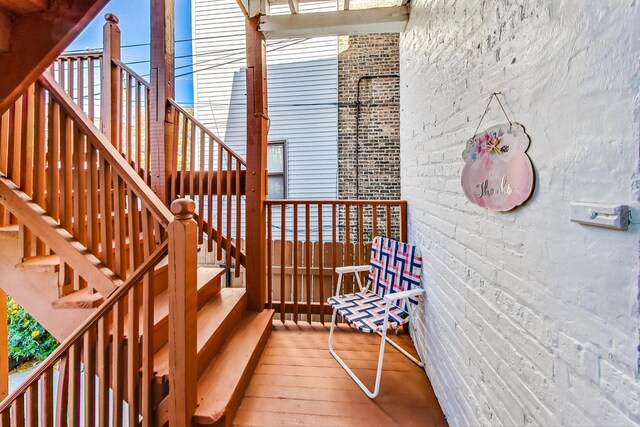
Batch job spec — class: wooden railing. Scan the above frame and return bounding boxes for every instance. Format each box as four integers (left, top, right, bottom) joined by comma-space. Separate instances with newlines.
169, 99, 247, 276
50, 51, 103, 126
265, 199, 407, 323
0, 71, 170, 294
0, 242, 168, 426
111, 59, 151, 183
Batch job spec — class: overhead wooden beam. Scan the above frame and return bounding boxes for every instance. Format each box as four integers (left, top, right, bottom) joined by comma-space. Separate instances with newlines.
0, 0, 48, 14
0, 10, 9, 53
287, 0, 299, 14
259, 6, 409, 39
235, 0, 268, 18
0, 0, 109, 114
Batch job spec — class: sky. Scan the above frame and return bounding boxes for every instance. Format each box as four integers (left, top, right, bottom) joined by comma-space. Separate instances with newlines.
66, 0, 195, 105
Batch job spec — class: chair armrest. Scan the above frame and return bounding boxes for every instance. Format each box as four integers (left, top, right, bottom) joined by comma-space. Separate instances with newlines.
383, 288, 425, 303
335, 265, 370, 274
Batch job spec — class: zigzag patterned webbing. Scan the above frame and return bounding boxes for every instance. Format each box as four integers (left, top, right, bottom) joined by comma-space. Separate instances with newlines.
368, 237, 422, 312
328, 291, 409, 333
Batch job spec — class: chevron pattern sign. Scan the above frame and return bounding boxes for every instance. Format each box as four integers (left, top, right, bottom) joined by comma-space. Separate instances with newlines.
328, 237, 423, 333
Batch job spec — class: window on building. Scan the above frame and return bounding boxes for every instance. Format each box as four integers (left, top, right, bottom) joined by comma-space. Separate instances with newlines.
267, 140, 286, 199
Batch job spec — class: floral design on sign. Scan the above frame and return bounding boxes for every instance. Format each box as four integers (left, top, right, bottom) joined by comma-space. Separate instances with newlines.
461, 122, 534, 211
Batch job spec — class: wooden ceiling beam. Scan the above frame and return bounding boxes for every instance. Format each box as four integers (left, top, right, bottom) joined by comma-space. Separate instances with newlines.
259, 6, 408, 39
287, 0, 299, 14
0, 0, 108, 114
0, 10, 9, 53
0, 0, 47, 14
235, 0, 268, 18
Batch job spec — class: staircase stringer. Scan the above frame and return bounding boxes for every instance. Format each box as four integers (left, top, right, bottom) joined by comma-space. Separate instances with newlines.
0, 174, 122, 297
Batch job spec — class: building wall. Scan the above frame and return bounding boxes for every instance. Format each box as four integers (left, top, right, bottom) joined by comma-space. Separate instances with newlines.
338, 33, 400, 201
191, 0, 338, 200
401, 1, 640, 425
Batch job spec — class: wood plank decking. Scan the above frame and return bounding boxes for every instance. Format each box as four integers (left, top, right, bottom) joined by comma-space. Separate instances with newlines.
234, 321, 447, 426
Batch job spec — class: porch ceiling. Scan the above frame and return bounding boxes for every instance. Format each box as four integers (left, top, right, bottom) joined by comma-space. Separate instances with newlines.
235, 0, 409, 39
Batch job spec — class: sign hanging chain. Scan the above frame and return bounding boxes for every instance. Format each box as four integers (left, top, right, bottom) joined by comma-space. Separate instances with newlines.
473, 92, 513, 137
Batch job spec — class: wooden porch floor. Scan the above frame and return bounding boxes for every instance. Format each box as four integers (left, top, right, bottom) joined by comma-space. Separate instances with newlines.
233, 321, 448, 426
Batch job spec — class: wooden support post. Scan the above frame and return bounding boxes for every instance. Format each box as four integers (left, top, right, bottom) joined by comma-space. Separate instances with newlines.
149, 0, 175, 205
100, 14, 121, 146
0, 290, 7, 400
245, 17, 268, 312
167, 198, 198, 426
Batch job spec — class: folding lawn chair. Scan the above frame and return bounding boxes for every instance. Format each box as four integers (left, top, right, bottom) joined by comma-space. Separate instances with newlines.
327, 236, 425, 398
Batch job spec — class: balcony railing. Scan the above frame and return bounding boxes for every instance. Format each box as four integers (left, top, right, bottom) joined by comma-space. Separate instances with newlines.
265, 199, 407, 323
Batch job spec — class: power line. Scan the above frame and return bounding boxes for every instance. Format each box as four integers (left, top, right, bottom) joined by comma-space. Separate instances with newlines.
174, 38, 309, 78
64, 33, 258, 54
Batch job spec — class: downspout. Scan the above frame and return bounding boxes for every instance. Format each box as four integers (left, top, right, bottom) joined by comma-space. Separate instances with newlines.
355, 74, 400, 199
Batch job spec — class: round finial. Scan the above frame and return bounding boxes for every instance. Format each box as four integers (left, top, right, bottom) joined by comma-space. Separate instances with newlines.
170, 198, 196, 220
105, 13, 119, 24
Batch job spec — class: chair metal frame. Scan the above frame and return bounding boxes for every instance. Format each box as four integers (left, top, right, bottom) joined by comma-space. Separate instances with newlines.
328, 243, 425, 398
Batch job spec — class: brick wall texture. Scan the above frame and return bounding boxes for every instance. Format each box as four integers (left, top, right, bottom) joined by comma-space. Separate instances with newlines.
401, 0, 640, 425
338, 33, 400, 201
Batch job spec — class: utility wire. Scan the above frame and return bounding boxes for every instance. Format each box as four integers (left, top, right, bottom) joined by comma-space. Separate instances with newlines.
175, 38, 309, 78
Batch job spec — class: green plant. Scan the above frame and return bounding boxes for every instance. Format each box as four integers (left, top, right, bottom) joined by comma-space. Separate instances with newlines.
6, 296, 59, 362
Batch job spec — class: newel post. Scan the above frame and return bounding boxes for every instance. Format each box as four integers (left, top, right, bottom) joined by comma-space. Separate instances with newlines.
167, 198, 198, 425
0, 290, 7, 400
101, 13, 121, 147
245, 16, 268, 311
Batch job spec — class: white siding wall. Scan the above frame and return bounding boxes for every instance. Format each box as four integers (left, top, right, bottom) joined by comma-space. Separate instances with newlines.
401, 1, 640, 425
191, 0, 338, 201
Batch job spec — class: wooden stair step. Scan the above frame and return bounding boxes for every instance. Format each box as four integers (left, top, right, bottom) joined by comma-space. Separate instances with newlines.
51, 287, 103, 309
152, 287, 247, 381
0, 224, 19, 239
16, 254, 61, 273
192, 309, 274, 426
140, 267, 225, 351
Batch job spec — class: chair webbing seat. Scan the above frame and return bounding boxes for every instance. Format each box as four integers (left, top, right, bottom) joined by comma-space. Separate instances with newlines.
328, 290, 409, 333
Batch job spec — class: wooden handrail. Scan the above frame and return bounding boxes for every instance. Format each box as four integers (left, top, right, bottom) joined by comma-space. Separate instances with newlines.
266, 199, 409, 206
39, 71, 172, 226
112, 58, 150, 89
168, 99, 246, 166
0, 240, 169, 413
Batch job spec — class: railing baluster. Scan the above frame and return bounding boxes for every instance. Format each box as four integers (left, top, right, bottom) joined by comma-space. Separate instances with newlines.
293, 203, 298, 323
97, 315, 110, 427
25, 383, 38, 426
372, 203, 378, 238
206, 136, 214, 252
112, 300, 124, 427
386, 205, 392, 238
216, 144, 223, 260
318, 203, 324, 324
41, 367, 53, 426
68, 341, 82, 426
267, 204, 273, 309
180, 112, 188, 197
225, 154, 231, 274
198, 129, 205, 244
83, 326, 96, 427
280, 204, 286, 321
235, 158, 242, 278
55, 355, 69, 426
33, 83, 47, 255
305, 204, 311, 323
11, 394, 24, 427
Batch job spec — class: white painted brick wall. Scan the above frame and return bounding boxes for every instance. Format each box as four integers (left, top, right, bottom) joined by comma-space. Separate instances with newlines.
401, 1, 640, 425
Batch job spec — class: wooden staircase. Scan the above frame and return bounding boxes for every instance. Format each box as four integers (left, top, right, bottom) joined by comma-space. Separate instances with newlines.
0, 47, 272, 425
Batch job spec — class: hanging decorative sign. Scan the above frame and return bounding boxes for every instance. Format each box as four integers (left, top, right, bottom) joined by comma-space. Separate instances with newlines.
461, 93, 534, 211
